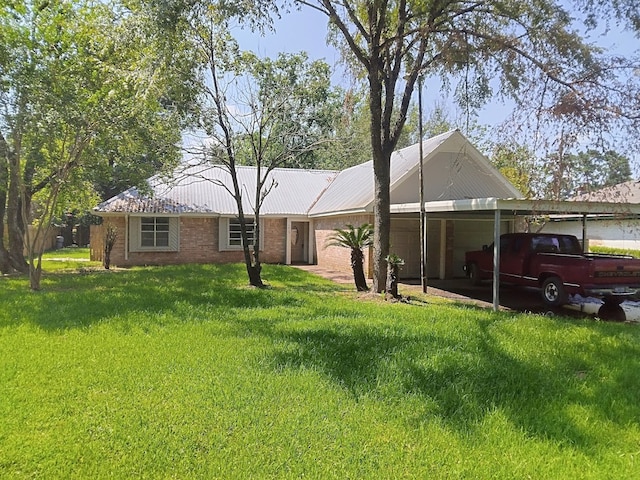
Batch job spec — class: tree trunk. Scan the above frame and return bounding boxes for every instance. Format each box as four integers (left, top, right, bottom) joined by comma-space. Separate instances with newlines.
6, 152, 27, 273
351, 248, 368, 291
0, 244, 9, 274
246, 262, 263, 288
0, 159, 10, 274
372, 161, 390, 293
367, 56, 393, 293
28, 260, 42, 291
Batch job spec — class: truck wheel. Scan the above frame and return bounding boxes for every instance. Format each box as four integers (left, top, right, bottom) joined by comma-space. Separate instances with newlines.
541, 277, 567, 307
603, 296, 624, 306
468, 263, 482, 286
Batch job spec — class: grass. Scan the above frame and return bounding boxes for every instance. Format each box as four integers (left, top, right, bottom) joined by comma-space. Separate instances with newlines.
590, 245, 640, 258
1, 263, 640, 478
36, 247, 102, 272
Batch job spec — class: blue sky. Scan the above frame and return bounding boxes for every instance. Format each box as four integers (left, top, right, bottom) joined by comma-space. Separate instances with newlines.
231, 6, 639, 164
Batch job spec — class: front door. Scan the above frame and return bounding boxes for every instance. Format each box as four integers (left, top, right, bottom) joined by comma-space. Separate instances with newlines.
291, 222, 308, 263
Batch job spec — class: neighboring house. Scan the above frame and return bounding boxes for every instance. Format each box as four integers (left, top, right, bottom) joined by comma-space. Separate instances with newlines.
539, 180, 640, 250
92, 130, 523, 278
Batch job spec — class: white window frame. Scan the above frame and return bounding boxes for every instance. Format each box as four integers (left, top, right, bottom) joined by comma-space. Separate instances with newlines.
141, 217, 171, 248
219, 217, 264, 251
129, 216, 179, 252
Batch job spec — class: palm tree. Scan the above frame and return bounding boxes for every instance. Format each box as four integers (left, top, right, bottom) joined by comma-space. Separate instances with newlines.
325, 224, 373, 291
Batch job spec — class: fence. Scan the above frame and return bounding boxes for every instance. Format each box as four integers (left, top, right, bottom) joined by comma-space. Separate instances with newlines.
90, 224, 104, 262
2, 224, 60, 255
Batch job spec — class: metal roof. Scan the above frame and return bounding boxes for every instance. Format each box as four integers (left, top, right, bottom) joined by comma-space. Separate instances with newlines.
95, 130, 523, 218
391, 197, 640, 216
95, 164, 338, 216
308, 130, 522, 216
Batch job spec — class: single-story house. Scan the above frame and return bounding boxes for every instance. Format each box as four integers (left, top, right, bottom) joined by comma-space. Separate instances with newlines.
92, 130, 526, 278
91, 129, 524, 278
92, 128, 640, 296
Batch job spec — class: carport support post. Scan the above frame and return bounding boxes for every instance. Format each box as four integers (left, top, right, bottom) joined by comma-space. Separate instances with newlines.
492, 209, 501, 311
418, 75, 427, 294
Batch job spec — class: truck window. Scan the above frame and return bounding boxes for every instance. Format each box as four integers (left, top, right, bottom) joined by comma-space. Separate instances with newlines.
559, 236, 582, 254
512, 236, 524, 253
532, 236, 560, 253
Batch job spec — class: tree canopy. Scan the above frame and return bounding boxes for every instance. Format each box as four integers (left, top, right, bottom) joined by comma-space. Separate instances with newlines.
0, 0, 197, 287
167, 1, 340, 286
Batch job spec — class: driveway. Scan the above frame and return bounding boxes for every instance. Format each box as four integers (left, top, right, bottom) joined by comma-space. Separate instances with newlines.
294, 265, 635, 322
406, 278, 636, 322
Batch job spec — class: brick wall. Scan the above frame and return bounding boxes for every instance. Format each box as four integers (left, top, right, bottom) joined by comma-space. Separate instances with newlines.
92, 216, 286, 267
314, 214, 374, 277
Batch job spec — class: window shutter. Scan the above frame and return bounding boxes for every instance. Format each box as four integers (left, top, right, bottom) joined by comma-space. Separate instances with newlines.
218, 217, 228, 251
129, 217, 141, 252
169, 217, 179, 251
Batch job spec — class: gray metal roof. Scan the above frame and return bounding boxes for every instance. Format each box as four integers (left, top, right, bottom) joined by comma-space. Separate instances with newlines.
94, 130, 523, 218
308, 130, 522, 216
95, 164, 338, 216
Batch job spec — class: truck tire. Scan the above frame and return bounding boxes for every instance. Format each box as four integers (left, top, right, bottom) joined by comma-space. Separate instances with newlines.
468, 263, 482, 286
603, 296, 624, 306
541, 276, 567, 307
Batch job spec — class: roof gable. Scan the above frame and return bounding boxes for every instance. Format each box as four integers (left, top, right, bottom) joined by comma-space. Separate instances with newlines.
308, 130, 522, 216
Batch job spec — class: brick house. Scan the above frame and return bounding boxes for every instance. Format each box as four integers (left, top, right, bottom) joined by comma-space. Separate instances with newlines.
92, 130, 522, 279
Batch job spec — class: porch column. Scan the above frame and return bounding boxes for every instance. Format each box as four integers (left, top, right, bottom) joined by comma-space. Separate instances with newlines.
439, 220, 446, 280
125, 214, 129, 261
307, 220, 315, 264
285, 218, 292, 265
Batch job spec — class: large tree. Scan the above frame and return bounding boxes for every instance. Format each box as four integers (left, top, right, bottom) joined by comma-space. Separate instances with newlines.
0, 0, 196, 288
155, 0, 339, 287
298, 0, 640, 292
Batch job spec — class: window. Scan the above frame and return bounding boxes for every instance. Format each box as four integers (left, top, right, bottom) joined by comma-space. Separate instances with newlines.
141, 217, 170, 247
228, 217, 256, 247
129, 216, 179, 252
219, 217, 263, 251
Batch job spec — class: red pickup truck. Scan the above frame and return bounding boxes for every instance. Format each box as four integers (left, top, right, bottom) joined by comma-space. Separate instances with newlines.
464, 233, 640, 307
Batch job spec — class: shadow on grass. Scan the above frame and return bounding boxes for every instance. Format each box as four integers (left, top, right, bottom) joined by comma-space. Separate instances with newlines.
270, 315, 640, 452
0, 264, 345, 331
4, 264, 639, 453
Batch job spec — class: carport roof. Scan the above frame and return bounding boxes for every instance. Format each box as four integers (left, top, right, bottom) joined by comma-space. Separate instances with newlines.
390, 197, 640, 216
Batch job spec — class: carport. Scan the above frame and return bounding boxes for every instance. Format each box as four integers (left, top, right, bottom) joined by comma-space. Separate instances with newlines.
393, 197, 640, 311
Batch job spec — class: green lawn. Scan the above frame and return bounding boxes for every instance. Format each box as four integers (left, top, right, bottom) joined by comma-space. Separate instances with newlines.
38, 247, 102, 272
1, 263, 639, 478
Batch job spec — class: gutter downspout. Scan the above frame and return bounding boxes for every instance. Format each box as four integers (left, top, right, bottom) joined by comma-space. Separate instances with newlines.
286, 218, 292, 265
125, 214, 129, 262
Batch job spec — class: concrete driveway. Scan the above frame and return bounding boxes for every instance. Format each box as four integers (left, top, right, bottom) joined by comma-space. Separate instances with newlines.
406, 278, 635, 322
294, 265, 635, 322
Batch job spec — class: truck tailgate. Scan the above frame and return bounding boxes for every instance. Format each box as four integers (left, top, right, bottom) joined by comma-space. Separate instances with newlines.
591, 256, 640, 282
